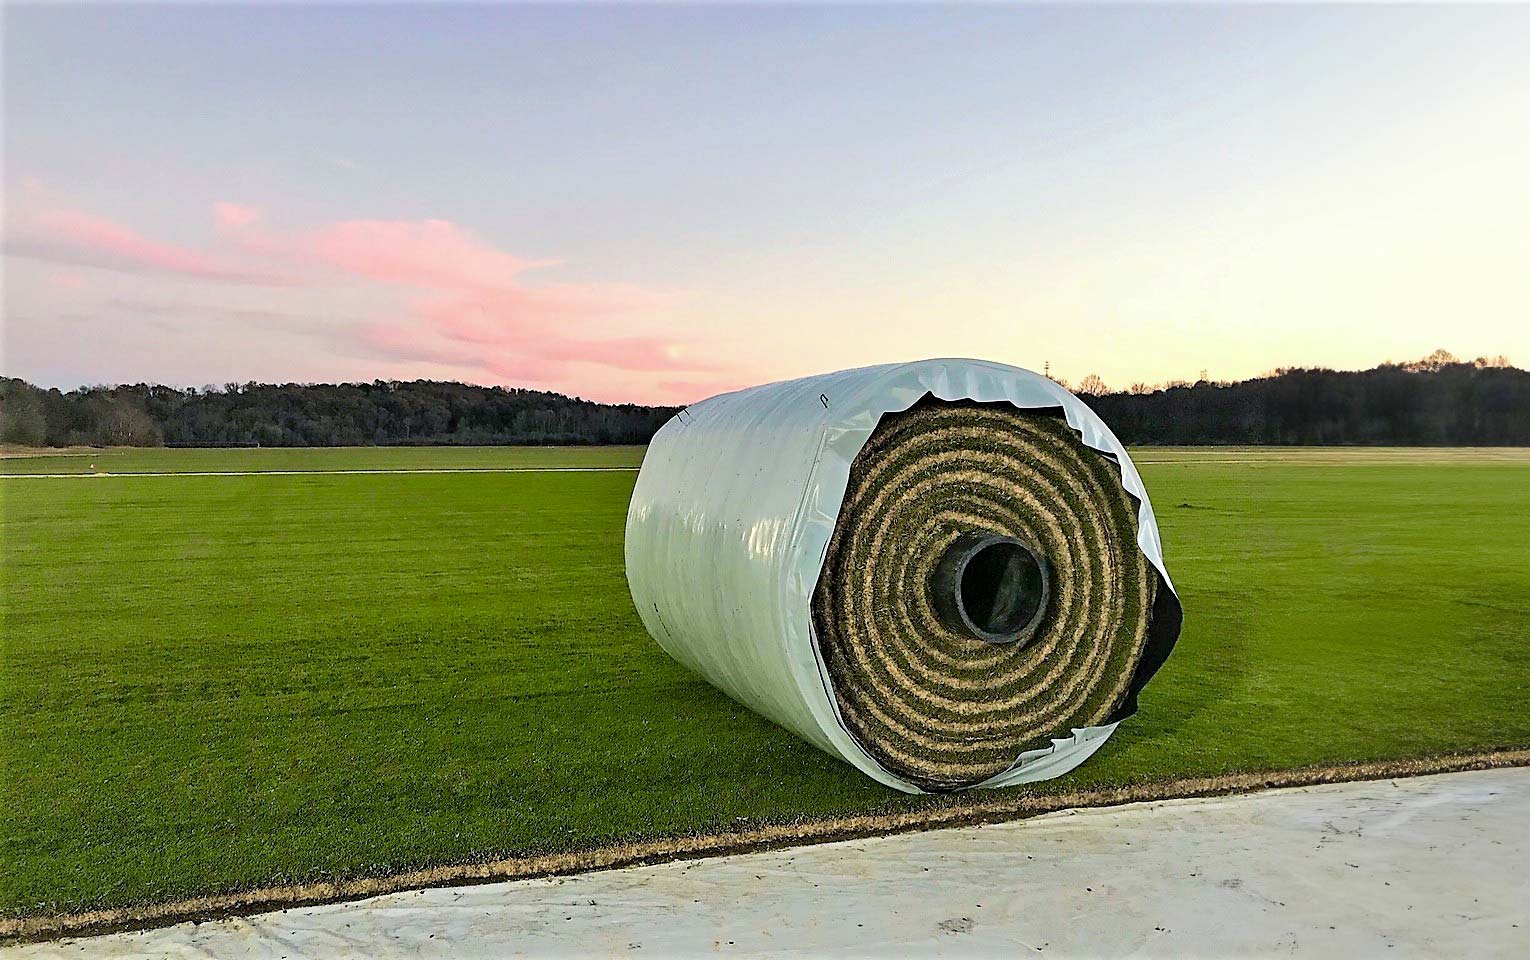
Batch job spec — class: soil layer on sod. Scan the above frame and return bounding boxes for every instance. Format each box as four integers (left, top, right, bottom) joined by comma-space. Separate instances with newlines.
6, 751, 1526, 944
3, 447, 1529, 926
813, 401, 1162, 789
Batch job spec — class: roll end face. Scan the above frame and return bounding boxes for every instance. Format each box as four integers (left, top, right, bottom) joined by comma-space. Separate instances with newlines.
930, 532, 1052, 647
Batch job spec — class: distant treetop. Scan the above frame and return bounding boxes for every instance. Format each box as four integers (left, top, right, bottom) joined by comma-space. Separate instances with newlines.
2, 350, 1526, 448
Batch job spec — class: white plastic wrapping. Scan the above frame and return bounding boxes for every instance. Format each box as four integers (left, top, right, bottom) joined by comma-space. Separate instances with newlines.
625, 359, 1178, 794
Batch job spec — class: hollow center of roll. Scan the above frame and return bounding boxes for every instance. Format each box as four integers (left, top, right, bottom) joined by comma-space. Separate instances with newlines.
933, 534, 1050, 645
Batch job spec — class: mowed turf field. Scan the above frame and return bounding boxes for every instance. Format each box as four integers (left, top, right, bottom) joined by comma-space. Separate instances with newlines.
0, 444, 646, 475
3, 446, 1529, 920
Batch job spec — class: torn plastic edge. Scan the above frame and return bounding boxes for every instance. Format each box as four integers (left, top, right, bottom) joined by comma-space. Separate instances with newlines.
781, 358, 1183, 795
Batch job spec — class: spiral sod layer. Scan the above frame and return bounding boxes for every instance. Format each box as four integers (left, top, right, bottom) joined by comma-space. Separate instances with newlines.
811, 398, 1157, 791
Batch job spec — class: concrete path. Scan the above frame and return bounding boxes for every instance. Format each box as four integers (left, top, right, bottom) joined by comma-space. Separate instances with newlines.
12, 768, 1527, 958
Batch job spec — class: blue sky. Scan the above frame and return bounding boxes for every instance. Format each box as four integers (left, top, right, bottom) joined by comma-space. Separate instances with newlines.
5, 4, 1527, 402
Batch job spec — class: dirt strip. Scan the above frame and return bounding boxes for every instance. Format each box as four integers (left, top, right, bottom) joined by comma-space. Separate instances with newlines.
7, 747, 1528, 945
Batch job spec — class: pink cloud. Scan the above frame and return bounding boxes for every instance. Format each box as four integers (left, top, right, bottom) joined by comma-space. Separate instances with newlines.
216, 214, 708, 382
218, 215, 564, 293
11, 208, 291, 285
213, 202, 262, 229
304, 219, 557, 290
358, 322, 492, 371
411, 291, 704, 370
359, 309, 705, 380
543, 336, 704, 373
12, 186, 733, 400
482, 353, 572, 384
656, 379, 752, 404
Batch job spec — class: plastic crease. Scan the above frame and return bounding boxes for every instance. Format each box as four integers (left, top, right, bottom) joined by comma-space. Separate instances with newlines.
625, 359, 1180, 794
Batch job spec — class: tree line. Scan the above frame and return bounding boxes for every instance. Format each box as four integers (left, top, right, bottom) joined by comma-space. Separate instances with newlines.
2, 351, 1526, 448
0, 379, 677, 447
1076, 352, 1527, 446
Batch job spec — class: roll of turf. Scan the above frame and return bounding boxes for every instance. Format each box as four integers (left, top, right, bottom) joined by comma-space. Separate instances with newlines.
812, 399, 1156, 790
625, 360, 1180, 794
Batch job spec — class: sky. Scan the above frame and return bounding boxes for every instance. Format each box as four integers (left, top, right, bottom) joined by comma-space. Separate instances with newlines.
3, 5, 1528, 405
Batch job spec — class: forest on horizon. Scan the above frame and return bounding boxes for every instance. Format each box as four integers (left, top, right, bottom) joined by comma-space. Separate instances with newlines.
2, 350, 1526, 448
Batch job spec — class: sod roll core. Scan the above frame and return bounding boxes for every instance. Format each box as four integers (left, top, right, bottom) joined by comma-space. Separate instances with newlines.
626, 359, 1181, 794
929, 532, 1051, 646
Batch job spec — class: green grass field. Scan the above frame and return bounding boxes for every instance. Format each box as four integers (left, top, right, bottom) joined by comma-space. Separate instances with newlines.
0, 444, 647, 474
3, 446, 1529, 919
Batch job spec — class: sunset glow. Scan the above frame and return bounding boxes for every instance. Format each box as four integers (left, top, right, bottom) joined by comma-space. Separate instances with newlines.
4, 6, 1527, 404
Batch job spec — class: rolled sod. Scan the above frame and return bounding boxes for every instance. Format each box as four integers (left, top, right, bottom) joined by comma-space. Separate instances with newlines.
812, 398, 1160, 791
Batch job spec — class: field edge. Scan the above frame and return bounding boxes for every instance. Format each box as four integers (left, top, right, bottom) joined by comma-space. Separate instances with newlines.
8, 746, 1529, 945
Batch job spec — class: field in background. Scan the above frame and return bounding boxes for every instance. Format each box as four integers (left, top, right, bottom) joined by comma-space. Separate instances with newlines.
4, 446, 1529, 919
0, 444, 647, 474
7, 444, 1527, 476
